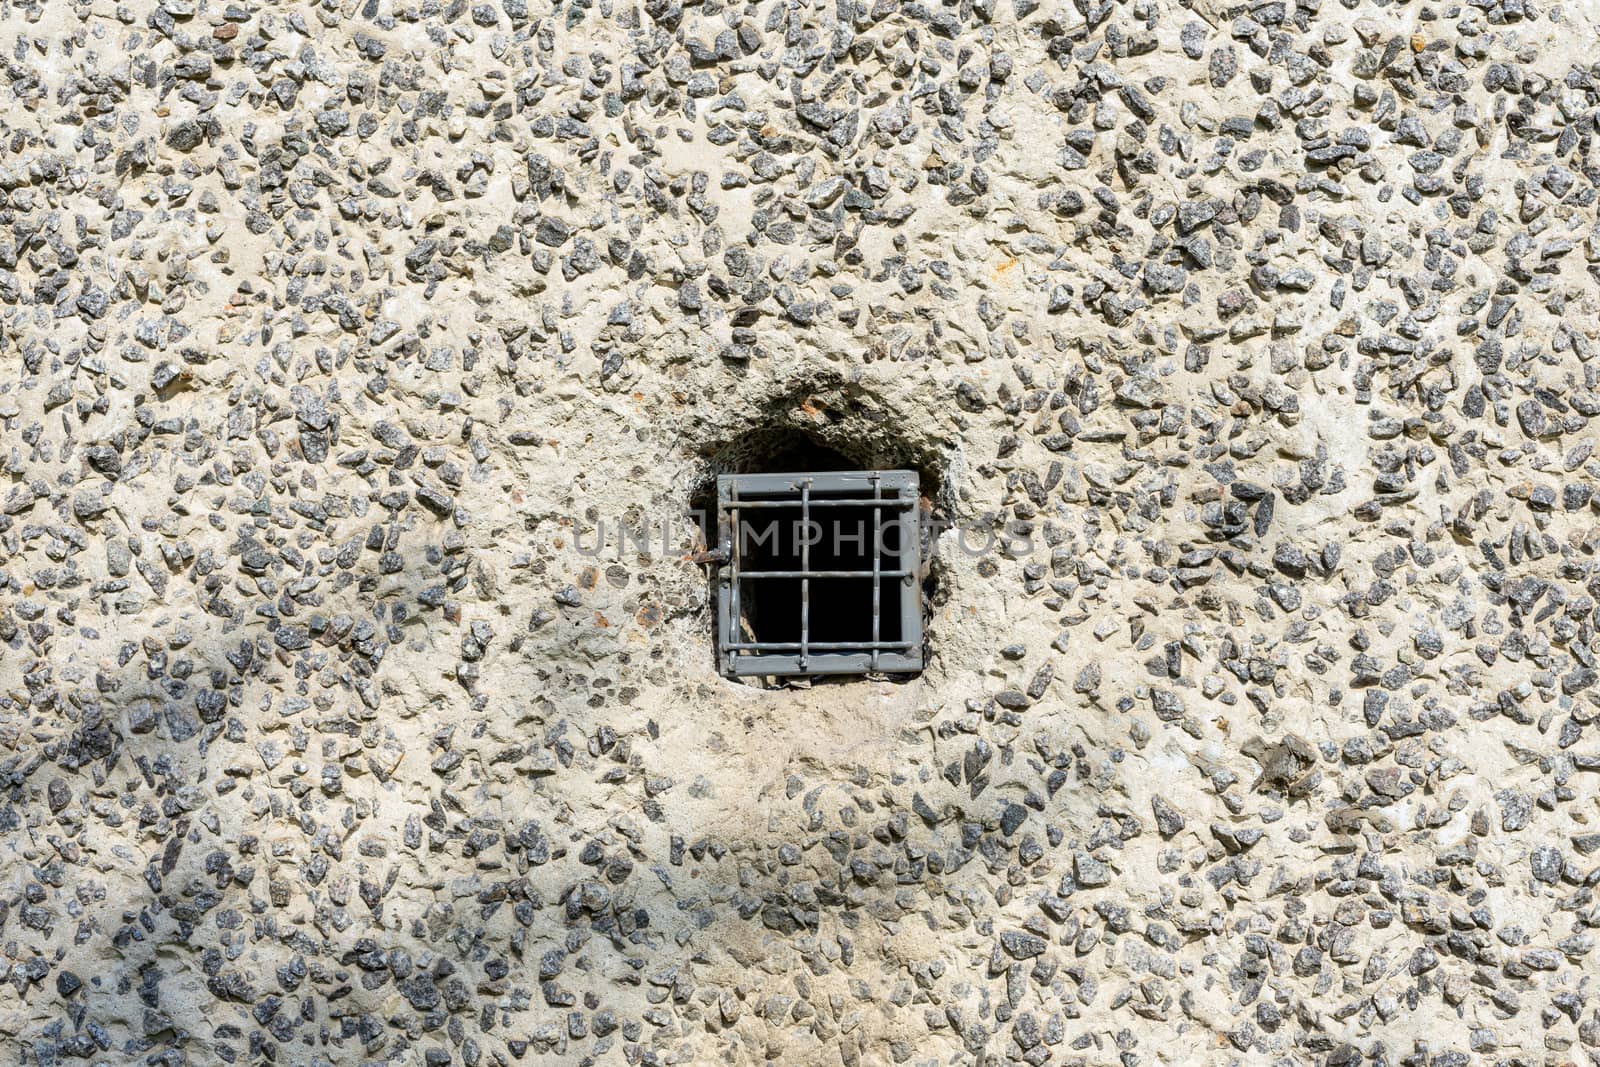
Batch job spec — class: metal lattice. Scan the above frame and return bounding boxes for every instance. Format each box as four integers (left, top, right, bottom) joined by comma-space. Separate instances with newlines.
715, 470, 923, 677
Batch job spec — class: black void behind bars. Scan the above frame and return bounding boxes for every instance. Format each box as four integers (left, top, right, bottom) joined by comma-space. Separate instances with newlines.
716, 470, 923, 677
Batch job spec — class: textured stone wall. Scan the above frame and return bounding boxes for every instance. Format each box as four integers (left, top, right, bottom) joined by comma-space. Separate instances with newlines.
4, 0, 1600, 1064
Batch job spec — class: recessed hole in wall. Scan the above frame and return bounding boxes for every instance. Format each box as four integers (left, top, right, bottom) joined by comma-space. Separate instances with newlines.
739, 488, 903, 649
690, 413, 948, 685
714, 470, 922, 678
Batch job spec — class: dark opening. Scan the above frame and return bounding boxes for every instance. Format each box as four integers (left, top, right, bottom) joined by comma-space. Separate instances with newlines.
737, 491, 904, 649
691, 420, 938, 680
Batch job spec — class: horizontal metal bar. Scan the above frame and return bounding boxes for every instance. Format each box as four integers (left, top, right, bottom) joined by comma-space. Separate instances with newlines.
724, 652, 922, 677
719, 471, 919, 495
725, 640, 916, 651
735, 569, 912, 579
717, 497, 913, 510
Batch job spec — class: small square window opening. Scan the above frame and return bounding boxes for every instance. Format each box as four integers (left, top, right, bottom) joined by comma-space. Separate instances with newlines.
714, 471, 923, 678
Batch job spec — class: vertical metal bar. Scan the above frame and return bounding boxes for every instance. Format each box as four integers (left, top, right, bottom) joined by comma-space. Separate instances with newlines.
900, 479, 922, 662
870, 472, 881, 672
717, 479, 729, 674
799, 479, 810, 672
729, 478, 741, 674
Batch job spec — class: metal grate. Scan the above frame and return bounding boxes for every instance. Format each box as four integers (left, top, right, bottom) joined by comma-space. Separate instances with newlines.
714, 470, 923, 677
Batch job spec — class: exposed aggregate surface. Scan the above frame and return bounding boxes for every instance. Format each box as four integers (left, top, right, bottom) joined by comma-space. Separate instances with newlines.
5, 0, 1600, 1065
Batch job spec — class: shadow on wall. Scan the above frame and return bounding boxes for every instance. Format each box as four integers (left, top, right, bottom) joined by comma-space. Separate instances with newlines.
24, 537, 479, 1063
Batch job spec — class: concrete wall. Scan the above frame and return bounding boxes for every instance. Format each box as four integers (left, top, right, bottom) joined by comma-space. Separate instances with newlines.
3, 0, 1600, 1063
